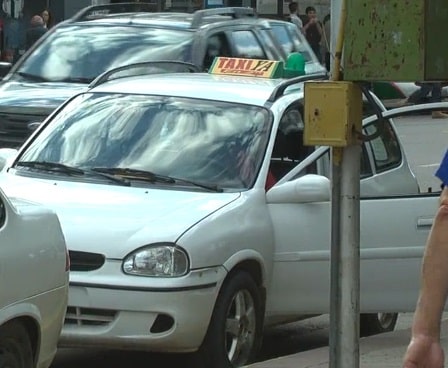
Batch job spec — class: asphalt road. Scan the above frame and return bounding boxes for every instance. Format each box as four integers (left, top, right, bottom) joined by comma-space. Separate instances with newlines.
51, 113, 446, 367
393, 114, 448, 191
51, 313, 416, 368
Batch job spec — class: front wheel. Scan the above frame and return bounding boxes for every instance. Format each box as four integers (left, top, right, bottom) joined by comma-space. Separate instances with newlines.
0, 321, 34, 368
360, 313, 398, 337
195, 271, 264, 368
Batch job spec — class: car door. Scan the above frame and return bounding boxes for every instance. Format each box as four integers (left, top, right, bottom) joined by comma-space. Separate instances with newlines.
0, 190, 64, 308
0, 191, 31, 308
265, 109, 431, 318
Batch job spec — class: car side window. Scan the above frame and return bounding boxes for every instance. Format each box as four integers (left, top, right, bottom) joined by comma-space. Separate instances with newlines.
306, 144, 372, 180
268, 25, 294, 55
230, 30, 266, 59
360, 143, 373, 177
203, 33, 232, 71
0, 196, 5, 228
364, 120, 402, 173
270, 105, 313, 182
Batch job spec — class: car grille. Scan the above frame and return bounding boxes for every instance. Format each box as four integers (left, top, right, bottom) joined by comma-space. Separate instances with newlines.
65, 306, 117, 326
0, 112, 47, 148
69, 250, 105, 272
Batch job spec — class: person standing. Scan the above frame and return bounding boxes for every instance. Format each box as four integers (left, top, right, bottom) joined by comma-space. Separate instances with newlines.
303, 6, 323, 63
25, 15, 47, 50
406, 82, 448, 119
2, 0, 25, 63
402, 149, 448, 368
288, 2, 303, 33
41, 9, 52, 29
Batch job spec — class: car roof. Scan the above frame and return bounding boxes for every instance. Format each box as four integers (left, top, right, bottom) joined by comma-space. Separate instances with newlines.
67, 5, 267, 30
90, 72, 294, 106
74, 14, 268, 30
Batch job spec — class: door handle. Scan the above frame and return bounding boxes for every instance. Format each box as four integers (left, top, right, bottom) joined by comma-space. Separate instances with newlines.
417, 218, 434, 229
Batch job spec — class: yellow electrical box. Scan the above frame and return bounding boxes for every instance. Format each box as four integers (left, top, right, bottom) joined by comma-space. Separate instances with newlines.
304, 81, 363, 147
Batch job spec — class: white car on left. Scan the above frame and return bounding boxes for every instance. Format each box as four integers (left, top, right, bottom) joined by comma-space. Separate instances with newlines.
0, 187, 69, 368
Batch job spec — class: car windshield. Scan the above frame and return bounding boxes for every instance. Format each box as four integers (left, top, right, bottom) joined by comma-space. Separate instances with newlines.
15, 24, 194, 83
17, 93, 271, 190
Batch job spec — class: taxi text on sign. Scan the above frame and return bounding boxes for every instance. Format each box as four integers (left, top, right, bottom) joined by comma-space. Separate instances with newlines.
209, 57, 284, 78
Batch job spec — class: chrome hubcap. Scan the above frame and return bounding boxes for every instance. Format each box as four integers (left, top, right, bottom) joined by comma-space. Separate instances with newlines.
225, 289, 256, 366
377, 313, 396, 329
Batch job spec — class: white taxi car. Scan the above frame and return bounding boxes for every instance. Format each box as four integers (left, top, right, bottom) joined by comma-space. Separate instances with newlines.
0, 188, 68, 368
0, 57, 425, 368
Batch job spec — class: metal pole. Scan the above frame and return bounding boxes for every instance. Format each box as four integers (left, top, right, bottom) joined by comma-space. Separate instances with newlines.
329, 0, 361, 367
329, 0, 344, 367
330, 144, 361, 368
339, 144, 361, 368
329, 147, 342, 368
330, 0, 342, 77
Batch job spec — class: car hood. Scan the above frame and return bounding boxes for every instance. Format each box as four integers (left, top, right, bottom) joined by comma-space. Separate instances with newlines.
0, 80, 87, 112
0, 174, 240, 258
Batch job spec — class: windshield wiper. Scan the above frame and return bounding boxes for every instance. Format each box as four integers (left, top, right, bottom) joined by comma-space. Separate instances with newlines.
15, 161, 130, 186
92, 167, 223, 192
16, 72, 50, 83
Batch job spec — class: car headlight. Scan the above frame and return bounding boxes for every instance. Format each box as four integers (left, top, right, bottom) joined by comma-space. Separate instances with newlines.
122, 243, 189, 277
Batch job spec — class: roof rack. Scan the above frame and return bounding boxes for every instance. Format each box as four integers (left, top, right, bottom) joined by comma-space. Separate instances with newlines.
89, 61, 201, 89
267, 72, 328, 102
190, 7, 257, 28
71, 2, 160, 22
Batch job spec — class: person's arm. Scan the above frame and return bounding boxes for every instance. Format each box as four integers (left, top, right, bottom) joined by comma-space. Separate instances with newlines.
315, 20, 323, 36
302, 20, 312, 32
402, 187, 448, 368
413, 187, 448, 338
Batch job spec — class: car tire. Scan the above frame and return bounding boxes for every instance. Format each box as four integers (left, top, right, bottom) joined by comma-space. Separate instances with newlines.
360, 313, 398, 337
194, 271, 264, 368
0, 320, 34, 368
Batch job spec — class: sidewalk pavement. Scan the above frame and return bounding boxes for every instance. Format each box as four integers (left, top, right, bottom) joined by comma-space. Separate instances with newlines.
246, 319, 448, 368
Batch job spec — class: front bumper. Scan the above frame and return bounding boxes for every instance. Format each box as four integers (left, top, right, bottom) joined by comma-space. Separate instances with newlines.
59, 261, 227, 353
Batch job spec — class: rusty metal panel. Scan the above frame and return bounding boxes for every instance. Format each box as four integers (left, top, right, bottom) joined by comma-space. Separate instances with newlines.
344, 0, 448, 82
425, 1, 448, 80
304, 81, 362, 147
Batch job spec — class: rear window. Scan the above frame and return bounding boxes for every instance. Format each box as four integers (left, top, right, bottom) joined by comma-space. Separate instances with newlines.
269, 24, 314, 62
364, 121, 402, 173
16, 24, 193, 83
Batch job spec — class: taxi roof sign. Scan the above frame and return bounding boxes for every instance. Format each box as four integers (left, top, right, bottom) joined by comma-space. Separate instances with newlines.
209, 57, 284, 78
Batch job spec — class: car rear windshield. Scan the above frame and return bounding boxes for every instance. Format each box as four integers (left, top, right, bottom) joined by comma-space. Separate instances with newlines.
15, 24, 194, 83
269, 24, 314, 62
18, 93, 271, 190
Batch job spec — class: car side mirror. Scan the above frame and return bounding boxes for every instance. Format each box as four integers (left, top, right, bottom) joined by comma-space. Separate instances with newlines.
0, 148, 18, 171
0, 62, 13, 79
266, 174, 330, 203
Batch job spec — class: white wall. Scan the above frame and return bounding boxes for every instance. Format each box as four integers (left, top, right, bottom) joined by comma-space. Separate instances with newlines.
257, 0, 330, 17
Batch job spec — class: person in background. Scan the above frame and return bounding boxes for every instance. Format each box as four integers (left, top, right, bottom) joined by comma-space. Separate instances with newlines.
41, 9, 52, 29
405, 82, 448, 119
402, 149, 448, 368
25, 15, 47, 50
303, 6, 323, 63
288, 2, 303, 34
